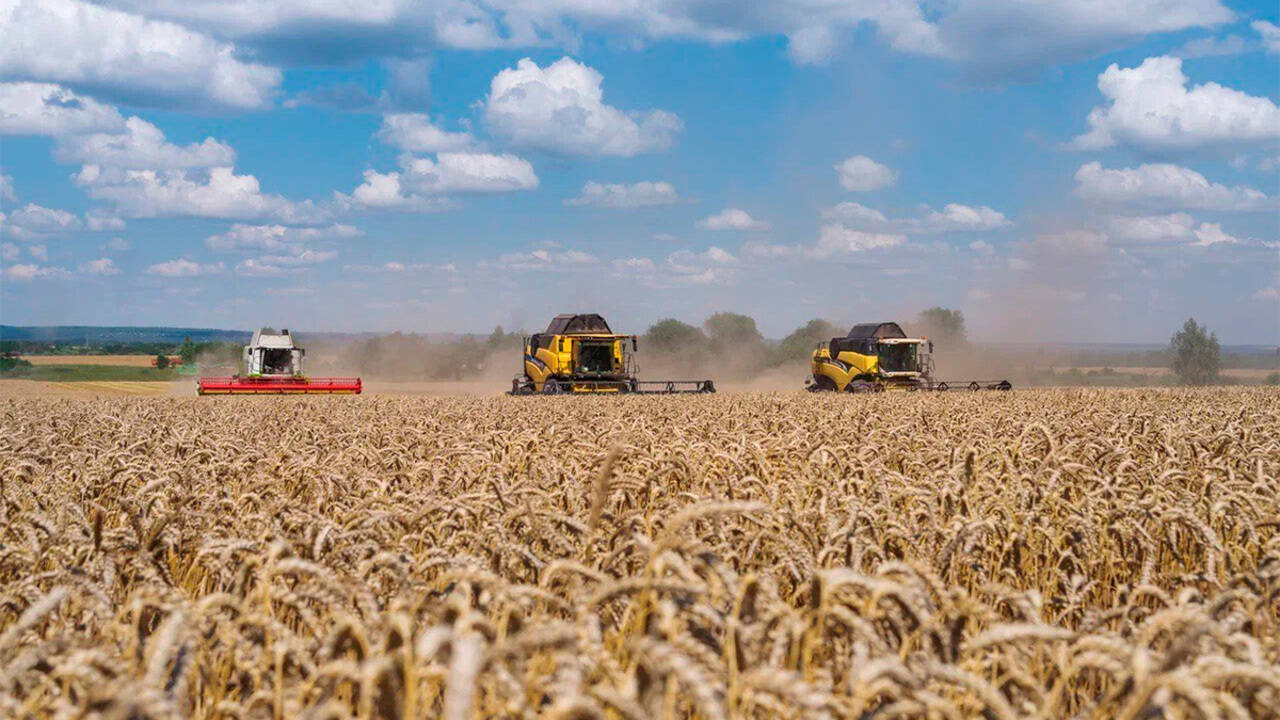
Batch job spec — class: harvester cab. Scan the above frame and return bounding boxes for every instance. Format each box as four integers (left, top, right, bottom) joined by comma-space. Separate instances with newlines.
510, 313, 715, 395
197, 328, 362, 395
807, 321, 1010, 392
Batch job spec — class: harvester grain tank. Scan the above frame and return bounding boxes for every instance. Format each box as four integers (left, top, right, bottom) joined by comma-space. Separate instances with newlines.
807, 321, 1010, 392
510, 313, 715, 394
196, 328, 362, 395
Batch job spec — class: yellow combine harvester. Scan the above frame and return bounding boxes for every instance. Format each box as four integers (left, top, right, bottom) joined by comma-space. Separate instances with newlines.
510, 313, 715, 394
807, 321, 1011, 392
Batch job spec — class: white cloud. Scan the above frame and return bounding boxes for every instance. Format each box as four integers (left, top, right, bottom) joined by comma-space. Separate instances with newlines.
835, 155, 898, 191
93, 0, 1231, 76
611, 257, 656, 275
0, 82, 125, 136
85, 210, 126, 232
3, 263, 70, 281
106, 237, 130, 251
1174, 34, 1250, 58
663, 247, 738, 285
0, 0, 280, 110
54, 117, 235, 169
236, 249, 336, 277
1254, 20, 1280, 54
484, 57, 681, 156
378, 113, 474, 153
27, 243, 47, 261
206, 223, 361, 251
811, 225, 906, 257
566, 181, 678, 208
145, 258, 224, 277
495, 248, 598, 271
698, 208, 768, 231
934, 0, 1232, 73
349, 152, 538, 209
2, 203, 82, 239
0, 241, 18, 260
1190, 222, 1239, 246
823, 201, 1011, 233
79, 257, 118, 275
969, 240, 994, 255
1107, 213, 1196, 243
0, 169, 14, 202
75, 165, 329, 223
1071, 56, 1280, 151
1254, 286, 1280, 301
1074, 162, 1271, 211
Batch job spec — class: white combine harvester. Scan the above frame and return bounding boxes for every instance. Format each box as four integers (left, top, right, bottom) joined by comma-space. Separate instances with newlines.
197, 328, 362, 395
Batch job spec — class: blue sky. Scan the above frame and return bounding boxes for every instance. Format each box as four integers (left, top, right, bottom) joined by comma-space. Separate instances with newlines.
0, 0, 1277, 343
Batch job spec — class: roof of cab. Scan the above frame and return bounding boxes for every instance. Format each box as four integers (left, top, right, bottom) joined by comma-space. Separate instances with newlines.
845, 322, 907, 339
545, 314, 613, 335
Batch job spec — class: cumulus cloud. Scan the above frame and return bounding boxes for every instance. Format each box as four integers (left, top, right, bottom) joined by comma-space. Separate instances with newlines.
0, 82, 125, 136
2, 203, 82, 239
1254, 20, 1280, 54
3, 263, 71, 281
75, 165, 330, 223
566, 181, 678, 208
236, 248, 337, 276
85, 210, 126, 232
611, 257, 657, 275
94, 0, 1232, 76
1074, 162, 1271, 211
663, 246, 737, 285
811, 225, 907, 257
822, 201, 1011, 234
206, 223, 361, 251
496, 247, 598, 271
0, 0, 280, 110
835, 155, 898, 191
377, 113, 474, 153
484, 57, 681, 156
698, 208, 768, 231
0, 241, 18, 260
145, 258, 225, 277
349, 152, 538, 209
79, 257, 118, 275
0, 169, 15, 202
1190, 222, 1240, 246
53, 117, 235, 169
1107, 213, 1197, 243
1071, 56, 1280, 151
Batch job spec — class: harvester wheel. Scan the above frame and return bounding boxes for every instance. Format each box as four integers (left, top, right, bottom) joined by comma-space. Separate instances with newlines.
847, 381, 875, 394
936, 382, 949, 392
542, 380, 564, 395
968, 381, 981, 391
997, 380, 1013, 391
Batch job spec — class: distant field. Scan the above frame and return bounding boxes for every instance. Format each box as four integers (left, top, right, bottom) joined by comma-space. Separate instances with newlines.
1052, 366, 1275, 379
18, 354, 163, 366
1, 364, 179, 382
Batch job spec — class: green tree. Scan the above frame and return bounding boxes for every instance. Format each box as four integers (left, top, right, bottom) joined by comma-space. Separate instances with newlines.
704, 312, 763, 348
178, 335, 198, 365
1170, 318, 1221, 385
916, 307, 966, 346
772, 319, 837, 365
154, 354, 170, 370
644, 318, 706, 352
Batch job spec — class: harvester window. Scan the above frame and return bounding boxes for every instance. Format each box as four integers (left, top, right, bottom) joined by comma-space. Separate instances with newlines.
576, 342, 615, 375
878, 343, 918, 373
262, 348, 293, 374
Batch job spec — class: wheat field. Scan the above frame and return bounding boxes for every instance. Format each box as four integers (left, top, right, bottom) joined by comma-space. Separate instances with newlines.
1, 388, 1277, 719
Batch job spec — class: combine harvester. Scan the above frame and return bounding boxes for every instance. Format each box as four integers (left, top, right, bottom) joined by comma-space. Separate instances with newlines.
197, 328, 361, 395
807, 321, 1011, 392
510, 313, 715, 394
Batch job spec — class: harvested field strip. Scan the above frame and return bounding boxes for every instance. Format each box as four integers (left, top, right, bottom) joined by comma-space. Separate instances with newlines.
1, 388, 1277, 719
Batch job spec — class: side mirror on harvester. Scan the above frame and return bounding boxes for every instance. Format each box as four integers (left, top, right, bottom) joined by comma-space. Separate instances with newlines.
632, 337, 638, 352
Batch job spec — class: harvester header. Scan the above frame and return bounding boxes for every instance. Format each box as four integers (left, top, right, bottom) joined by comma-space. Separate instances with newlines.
197, 328, 361, 395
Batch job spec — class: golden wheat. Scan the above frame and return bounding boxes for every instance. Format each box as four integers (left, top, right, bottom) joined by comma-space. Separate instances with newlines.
1, 387, 1277, 719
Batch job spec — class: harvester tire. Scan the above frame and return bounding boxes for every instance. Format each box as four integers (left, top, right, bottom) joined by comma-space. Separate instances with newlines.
936, 382, 949, 392
542, 380, 564, 395
968, 382, 981, 391
847, 381, 875, 394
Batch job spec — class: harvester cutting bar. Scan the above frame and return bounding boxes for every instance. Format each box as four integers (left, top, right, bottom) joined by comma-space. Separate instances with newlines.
632, 380, 716, 394
197, 376, 362, 395
924, 379, 1012, 391
510, 378, 715, 395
